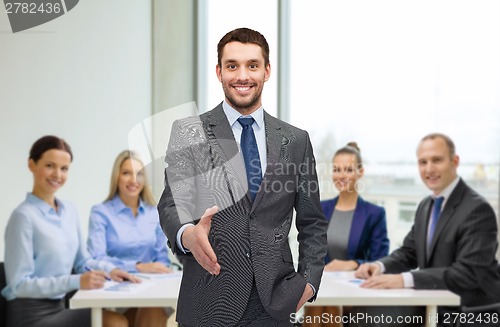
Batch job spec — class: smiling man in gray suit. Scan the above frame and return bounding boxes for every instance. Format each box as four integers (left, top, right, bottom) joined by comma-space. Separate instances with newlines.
158, 28, 328, 327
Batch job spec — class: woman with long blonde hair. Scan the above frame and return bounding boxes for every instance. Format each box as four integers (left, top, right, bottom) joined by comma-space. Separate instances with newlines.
87, 150, 171, 327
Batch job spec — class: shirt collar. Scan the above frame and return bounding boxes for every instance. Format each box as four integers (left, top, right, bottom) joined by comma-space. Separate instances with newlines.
222, 100, 264, 129
432, 175, 460, 203
111, 194, 145, 214
26, 192, 64, 215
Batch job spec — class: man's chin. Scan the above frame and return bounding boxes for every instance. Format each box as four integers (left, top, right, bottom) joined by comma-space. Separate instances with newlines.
226, 95, 260, 111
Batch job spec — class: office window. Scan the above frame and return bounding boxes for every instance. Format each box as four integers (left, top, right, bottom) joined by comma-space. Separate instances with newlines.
399, 201, 418, 224
289, 0, 500, 249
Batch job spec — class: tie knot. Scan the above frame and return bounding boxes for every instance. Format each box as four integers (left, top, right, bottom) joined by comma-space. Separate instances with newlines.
434, 196, 445, 209
238, 117, 255, 128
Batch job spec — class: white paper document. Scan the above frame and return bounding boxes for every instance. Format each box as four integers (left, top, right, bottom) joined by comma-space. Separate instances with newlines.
133, 271, 183, 280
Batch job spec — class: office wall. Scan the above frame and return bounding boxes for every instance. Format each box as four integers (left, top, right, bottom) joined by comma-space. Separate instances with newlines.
151, 0, 197, 201
0, 1, 152, 260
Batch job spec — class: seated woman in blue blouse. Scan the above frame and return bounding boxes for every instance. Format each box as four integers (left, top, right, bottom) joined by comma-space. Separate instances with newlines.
87, 150, 172, 327
1, 135, 139, 327
304, 142, 389, 327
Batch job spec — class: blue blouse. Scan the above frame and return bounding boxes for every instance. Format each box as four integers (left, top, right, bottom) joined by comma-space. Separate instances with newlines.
87, 195, 170, 272
1, 193, 115, 300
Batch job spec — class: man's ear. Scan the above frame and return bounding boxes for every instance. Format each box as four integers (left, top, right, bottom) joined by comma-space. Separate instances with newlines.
216, 64, 222, 82
264, 63, 271, 82
452, 155, 460, 168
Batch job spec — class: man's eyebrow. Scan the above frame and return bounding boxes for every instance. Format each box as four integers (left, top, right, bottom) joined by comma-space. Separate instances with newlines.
222, 58, 262, 64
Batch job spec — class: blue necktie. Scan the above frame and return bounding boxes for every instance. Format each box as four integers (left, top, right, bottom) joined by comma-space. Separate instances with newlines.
427, 196, 444, 251
238, 117, 262, 201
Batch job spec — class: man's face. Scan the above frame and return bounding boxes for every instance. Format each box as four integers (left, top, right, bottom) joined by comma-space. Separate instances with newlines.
216, 41, 270, 115
417, 137, 459, 195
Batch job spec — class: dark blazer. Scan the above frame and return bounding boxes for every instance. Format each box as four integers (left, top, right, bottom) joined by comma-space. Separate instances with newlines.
380, 178, 500, 307
322, 196, 389, 264
158, 104, 328, 326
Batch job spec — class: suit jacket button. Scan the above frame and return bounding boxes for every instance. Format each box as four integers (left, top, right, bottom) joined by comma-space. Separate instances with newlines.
250, 213, 255, 219
246, 252, 251, 258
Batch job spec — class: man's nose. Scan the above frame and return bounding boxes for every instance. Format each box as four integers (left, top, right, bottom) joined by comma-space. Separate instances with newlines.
237, 67, 249, 80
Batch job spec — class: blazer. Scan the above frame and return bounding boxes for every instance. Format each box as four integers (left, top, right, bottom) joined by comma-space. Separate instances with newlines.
380, 178, 500, 307
158, 103, 328, 326
322, 196, 389, 264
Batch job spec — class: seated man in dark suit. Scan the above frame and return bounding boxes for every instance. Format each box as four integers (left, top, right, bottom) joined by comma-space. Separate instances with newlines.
353, 133, 500, 327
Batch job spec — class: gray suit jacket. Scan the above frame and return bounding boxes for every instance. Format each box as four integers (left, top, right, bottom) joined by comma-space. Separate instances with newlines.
158, 104, 328, 326
380, 178, 500, 307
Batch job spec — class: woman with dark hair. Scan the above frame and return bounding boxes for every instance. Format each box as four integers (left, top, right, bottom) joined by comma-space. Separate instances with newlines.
304, 142, 390, 327
1, 135, 138, 327
87, 150, 171, 327
322, 142, 389, 271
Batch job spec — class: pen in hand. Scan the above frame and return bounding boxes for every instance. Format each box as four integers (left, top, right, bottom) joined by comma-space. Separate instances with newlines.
84, 266, 111, 281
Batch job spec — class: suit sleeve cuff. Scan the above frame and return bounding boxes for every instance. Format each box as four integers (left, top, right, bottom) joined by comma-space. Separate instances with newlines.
177, 224, 195, 253
308, 283, 316, 299
403, 272, 415, 288
375, 261, 386, 273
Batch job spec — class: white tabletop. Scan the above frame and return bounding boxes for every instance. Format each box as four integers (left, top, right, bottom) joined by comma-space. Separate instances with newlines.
312, 271, 460, 307
70, 270, 460, 327
70, 272, 182, 310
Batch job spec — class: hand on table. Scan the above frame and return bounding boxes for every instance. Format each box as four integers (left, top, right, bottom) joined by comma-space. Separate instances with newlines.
110, 269, 141, 283
136, 262, 172, 274
359, 274, 404, 289
80, 270, 109, 289
324, 259, 359, 271
354, 262, 382, 279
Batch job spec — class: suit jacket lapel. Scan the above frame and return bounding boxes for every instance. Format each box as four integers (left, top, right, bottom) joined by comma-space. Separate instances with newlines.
206, 104, 248, 204
322, 199, 336, 223
347, 197, 368, 260
419, 197, 433, 266
252, 112, 287, 208
427, 179, 465, 260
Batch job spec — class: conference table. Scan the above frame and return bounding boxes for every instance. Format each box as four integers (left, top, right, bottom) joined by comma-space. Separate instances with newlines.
70, 271, 459, 327
310, 271, 459, 327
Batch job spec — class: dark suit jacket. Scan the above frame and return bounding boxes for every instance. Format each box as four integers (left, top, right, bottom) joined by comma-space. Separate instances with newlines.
380, 178, 500, 307
158, 104, 328, 326
322, 196, 389, 264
